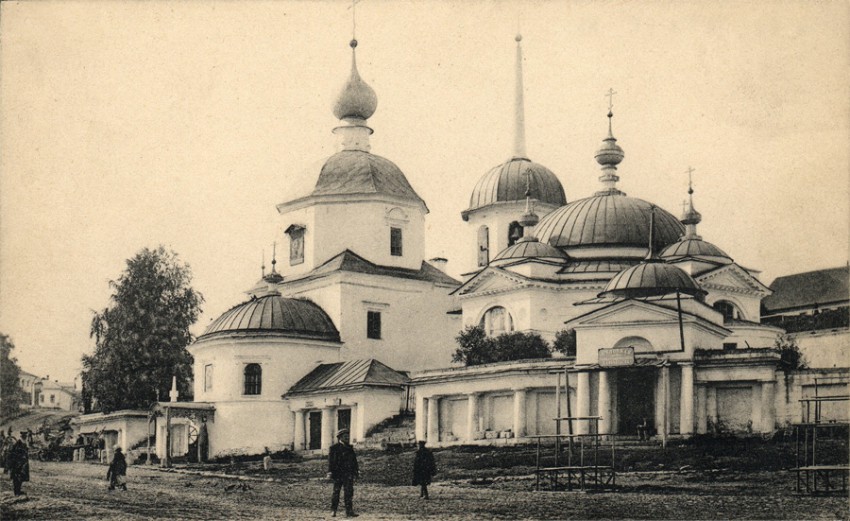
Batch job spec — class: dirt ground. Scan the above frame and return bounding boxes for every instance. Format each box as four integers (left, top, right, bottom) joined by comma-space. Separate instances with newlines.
1, 459, 847, 520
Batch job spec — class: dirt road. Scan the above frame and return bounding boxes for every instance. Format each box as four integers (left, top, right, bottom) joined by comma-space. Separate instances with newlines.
1, 461, 846, 520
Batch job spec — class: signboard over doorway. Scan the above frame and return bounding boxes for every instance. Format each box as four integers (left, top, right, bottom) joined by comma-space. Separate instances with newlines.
598, 346, 635, 367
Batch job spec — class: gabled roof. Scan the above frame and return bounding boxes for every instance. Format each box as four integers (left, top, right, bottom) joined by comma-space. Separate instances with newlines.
762, 266, 849, 313
285, 359, 408, 396
695, 263, 772, 295
285, 249, 460, 286
289, 250, 460, 286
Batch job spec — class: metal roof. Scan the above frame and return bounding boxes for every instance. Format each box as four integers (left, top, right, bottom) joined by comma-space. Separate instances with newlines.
762, 266, 849, 313
289, 249, 461, 286
200, 295, 340, 342
285, 359, 408, 396
492, 238, 567, 262
600, 261, 705, 298
535, 193, 684, 249
312, 151, 425, 207
464, 158, 566, 218
660, 237, 732, 262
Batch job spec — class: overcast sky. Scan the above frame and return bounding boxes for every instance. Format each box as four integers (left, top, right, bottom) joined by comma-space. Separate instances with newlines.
1, 1, 848, 383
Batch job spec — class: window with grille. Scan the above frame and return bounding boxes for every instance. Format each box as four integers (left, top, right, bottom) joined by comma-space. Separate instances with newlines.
390, 227, 403, 256
244, 363, 262, 395
367, 311, 382, 339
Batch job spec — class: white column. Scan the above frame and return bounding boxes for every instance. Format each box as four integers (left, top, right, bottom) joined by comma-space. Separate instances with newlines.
751, 385, 762, 434
321, 407, 334, 450
512, 389, 527, 438
426, 396, 440, 444
415, 392, 426, 442
466, 393, 480, 442
679, 364, 695, 436
761, 381, 776, 433
598, 371, 612, 435
576, 371, 591, 435
293, 410, 305, 450
696, 385, 708, 434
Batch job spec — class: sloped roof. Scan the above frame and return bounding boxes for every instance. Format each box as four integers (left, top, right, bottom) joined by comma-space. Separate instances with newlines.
291, 250, 461, 286
762, 266, 849, 313
285, 359, 408, 396
313, 151, 426, 208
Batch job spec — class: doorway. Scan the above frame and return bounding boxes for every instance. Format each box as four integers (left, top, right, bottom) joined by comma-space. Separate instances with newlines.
616, 368, 656, 436
337, 408, 351, 436
308, 411, 322, 450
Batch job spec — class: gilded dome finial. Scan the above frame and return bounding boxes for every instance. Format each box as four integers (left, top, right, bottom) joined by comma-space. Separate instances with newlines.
595, 88, 625, 195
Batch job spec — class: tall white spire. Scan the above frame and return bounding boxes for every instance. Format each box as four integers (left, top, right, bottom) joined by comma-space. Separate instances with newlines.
512, 34, 528, 159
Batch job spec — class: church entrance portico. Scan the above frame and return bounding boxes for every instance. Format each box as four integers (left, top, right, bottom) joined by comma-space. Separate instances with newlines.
616, 367, 656, 437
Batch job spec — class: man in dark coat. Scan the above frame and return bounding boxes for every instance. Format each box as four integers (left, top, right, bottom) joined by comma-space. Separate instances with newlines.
328, 429, 358, 518
7, 438, 30, 496
106, 446, 127, 491
412, 440, 437, 499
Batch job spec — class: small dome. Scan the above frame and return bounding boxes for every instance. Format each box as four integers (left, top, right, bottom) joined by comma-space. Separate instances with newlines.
492, 237, 568, 263
595, 138, 624, 167
535, 193, 684, 249
332, 41, 377, 121
660, 238, 732, 263
600, 261, 705, 298
681, 206, 702, 226
313, 150, 425, 206
464, 158, 566, 219
201, 295, 340, 342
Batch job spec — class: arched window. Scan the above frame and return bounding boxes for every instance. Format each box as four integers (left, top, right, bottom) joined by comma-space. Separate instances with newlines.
479, 306, 514, 336
712, 300, 740, 324
244, 363, 262, 395
477, 225, 490, 267
508, 221, 524, 247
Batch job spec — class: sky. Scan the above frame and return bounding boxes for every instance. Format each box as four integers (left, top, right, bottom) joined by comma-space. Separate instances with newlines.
1, 0, 848, 384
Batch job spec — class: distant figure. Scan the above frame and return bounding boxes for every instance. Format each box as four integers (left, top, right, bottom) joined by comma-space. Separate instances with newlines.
637, 418, 650, 441
106, 446, 127, 491
412, 440, 437, 499
7, 438, 30, 496
328, 429, 359, 518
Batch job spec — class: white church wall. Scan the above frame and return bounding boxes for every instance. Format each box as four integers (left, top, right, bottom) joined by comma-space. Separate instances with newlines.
311, 199, 425, 271
789, 328, 850, 369
208, 401, 292, 457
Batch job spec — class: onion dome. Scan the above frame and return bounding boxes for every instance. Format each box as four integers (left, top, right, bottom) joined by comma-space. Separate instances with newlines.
595, 111, 625, 168
463, 158, 566, 220
599, 261, 705, 298
201, 295, 340, 342
492, 236, 568, 264
333, 39, 377, 123
312, 150, 426, 207
535, 195, 684, 249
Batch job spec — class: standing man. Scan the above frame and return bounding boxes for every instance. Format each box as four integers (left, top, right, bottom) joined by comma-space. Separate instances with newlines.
412, 440, 437, 499
7, 437, 30, 496
106, 446, 127, 491
328, 429, 358, 518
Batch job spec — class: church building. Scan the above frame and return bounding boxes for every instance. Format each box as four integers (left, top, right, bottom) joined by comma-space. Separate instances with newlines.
80, 32, 847, 460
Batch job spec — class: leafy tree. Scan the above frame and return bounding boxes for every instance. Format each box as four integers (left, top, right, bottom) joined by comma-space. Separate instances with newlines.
82, 246, 203, 413
0, 333, 22, 418
553, 329, 577, 357
453, 326, 552, 366
775, 334, 806, 371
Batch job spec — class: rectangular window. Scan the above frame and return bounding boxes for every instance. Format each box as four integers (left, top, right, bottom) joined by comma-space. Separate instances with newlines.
723, 342, 737, 351
288, 227, 305, 265
390, 227, 403, 256
244, 363, 262, 395
50, 394, 55, 404
367, 311, 382, 339
40, 394, 44, 403
204, 364, 213, 392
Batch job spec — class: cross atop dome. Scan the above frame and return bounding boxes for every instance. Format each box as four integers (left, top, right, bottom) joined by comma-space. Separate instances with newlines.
595, 88, 625, 195
681, 166, 703, 236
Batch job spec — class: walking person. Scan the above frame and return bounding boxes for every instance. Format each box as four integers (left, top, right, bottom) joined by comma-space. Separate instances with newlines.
412, 440, 437, 499
328, 429, 358, 518
7, 437, 30, 496
106, 446, 127, 491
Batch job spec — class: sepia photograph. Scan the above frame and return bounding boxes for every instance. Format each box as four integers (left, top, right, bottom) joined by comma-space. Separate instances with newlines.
1, 1, 848, 519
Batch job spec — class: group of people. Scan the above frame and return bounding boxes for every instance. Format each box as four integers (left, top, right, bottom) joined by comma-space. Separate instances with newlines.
1, 433, 30, 496
328, 429, 437, 518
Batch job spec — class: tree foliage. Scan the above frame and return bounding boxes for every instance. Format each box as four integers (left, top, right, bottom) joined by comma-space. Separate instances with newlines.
553, 329, 577, 357
775, 334, 806, 371
453, 326, 551, 366
82, 246, 203, 413
0, 333, 22, 418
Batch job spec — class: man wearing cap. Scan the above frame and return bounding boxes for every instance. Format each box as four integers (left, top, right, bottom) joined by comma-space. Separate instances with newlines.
327, 428, 358, 517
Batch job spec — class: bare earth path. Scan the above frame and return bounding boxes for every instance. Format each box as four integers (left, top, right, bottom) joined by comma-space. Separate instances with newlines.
1, 461, 847, 520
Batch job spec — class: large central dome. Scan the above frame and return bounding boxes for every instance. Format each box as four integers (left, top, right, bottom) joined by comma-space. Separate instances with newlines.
535, 192, 684, 249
